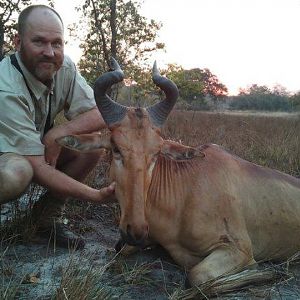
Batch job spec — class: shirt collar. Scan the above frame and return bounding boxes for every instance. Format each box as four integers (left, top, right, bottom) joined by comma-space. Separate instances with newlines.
15, 52, 54, 99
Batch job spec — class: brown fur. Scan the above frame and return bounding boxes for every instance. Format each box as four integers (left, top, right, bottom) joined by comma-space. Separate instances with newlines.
57, 109, 300, 287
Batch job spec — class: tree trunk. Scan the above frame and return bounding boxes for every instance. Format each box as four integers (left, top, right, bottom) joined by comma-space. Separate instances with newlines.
0, 25, 4, 61
91, 0, 110, 69
110, 0, 117, 59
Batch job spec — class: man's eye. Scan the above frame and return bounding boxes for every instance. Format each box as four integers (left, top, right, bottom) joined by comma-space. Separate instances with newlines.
33, 40, 43, 46
52, 42, 62, 49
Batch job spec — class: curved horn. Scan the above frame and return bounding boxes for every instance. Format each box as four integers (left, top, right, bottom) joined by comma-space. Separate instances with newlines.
94, 57, 127, 126
146, 61, 179, 127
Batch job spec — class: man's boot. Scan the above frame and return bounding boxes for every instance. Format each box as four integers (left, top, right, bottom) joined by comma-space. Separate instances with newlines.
31, 192, 85, 250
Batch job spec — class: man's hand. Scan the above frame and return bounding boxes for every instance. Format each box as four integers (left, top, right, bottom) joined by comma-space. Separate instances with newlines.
94, 182, 116, 203
44, 141, 62, 167
42, 131, 62, 167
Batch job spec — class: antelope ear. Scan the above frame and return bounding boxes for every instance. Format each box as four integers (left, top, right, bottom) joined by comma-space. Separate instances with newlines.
56, 132, 111, 152
161, 140, 205, 160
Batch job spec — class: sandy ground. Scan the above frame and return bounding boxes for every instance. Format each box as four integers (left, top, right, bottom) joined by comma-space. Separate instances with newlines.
1, 199, 185, 299
2, 195, 300, 300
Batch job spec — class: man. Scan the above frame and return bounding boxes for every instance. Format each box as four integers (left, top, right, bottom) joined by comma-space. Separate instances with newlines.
0, 5, 115, 249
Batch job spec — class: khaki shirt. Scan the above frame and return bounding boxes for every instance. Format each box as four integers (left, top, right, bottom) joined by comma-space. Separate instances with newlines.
0, 52, 96, 155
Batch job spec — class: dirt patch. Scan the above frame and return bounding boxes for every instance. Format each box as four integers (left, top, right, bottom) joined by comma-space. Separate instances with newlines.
1, 198, 184, 299
2, 196, 300, 299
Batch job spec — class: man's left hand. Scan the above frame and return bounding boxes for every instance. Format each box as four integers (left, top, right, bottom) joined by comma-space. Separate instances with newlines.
42, 130, 62, 167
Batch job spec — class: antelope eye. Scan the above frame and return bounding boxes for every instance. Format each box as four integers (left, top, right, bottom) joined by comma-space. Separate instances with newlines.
112, 145, 121, 155
110, 139, 122, 161
110, 138, 120, 154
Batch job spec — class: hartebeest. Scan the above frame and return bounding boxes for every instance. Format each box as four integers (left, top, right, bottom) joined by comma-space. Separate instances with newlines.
57, 59, 300, 287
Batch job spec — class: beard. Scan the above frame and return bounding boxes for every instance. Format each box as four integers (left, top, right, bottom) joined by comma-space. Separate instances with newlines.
34, 61, 57, 83
19, 43, 63, 86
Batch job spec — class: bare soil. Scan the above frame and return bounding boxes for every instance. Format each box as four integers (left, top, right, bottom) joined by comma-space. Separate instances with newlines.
1, 195, 300, 299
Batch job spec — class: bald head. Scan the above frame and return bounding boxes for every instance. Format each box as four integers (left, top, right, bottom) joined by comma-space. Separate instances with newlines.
18, 5, 64, 37
16, 5, 65, 85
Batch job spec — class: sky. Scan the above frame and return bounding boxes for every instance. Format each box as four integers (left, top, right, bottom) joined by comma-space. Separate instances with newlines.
54, 0, 300, 95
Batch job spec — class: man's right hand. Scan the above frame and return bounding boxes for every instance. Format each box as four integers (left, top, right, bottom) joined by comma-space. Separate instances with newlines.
94, 182, 116, 203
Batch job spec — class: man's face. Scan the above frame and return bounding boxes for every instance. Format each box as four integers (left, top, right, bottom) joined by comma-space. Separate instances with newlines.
16, 9, 64, 85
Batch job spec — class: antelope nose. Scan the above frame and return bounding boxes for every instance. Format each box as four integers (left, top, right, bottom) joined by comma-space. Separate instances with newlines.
120, 224, 149, 247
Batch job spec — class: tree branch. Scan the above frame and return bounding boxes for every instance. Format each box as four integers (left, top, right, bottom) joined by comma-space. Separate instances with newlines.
110, 0, 117, 59
90, 0, 110, 69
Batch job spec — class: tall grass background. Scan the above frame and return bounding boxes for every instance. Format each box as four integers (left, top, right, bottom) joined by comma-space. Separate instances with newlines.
163, 111, 300, 177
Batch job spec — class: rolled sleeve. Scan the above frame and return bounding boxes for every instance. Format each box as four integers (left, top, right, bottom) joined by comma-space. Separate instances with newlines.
0, 92, 44, 155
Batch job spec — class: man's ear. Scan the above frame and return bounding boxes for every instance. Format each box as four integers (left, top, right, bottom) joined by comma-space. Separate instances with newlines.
161, 140, 205, 160
56, 133, 111, 152
14, 34, 21, 51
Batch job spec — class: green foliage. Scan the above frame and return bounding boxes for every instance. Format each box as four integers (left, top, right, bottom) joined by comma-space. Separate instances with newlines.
166, 64, 228, 110
167, 64, 203, 101
75, 0, 163, 86
290, 91, 300, 111
0, 0, 31, 59
230, 84, 293, 112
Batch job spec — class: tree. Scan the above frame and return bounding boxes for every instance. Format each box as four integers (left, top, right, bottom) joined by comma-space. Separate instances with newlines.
230, 84, 291, 111
200, 68, 228, 101
166, 64, 228, 109
272, 84, 290, 97
1, 0, 27, 60
167, 65, 203, 101
289, 91, 300, 111
239, 84, 271, 96
75, 0, 164, 86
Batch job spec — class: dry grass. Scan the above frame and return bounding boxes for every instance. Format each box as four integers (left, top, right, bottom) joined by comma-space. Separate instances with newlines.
175, 253, 300, 299
163, 111, 300, 177
175, 268, 288, 299
56, 109, 300, 177
55, 254, 114, 300
0, 184, 44, 243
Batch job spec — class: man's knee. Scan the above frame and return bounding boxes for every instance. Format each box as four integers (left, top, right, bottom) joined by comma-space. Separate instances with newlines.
0, 153, 33, 204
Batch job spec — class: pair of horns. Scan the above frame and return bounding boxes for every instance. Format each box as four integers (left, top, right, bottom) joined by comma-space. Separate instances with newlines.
94, 58, 179, 127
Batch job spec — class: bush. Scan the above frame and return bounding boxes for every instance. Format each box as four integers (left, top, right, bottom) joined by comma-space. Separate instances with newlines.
229, 94, 292, 111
